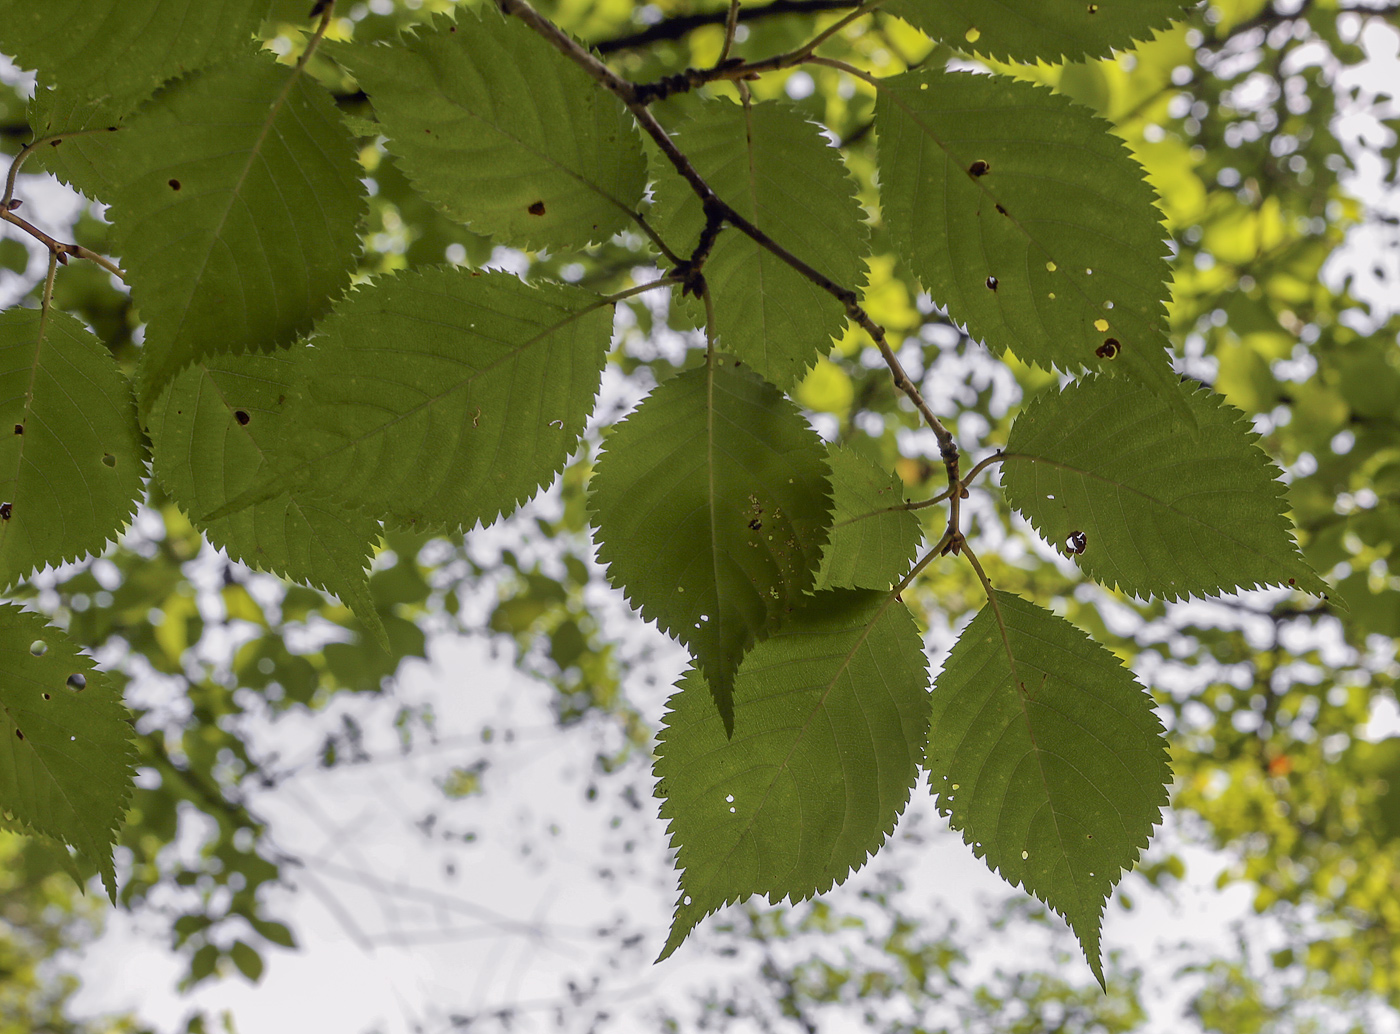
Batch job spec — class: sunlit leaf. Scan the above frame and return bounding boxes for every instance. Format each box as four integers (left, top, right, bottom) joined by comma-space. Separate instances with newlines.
657, 590, 930, 958
590, 358, 832, 729
0, 309, 145, 592
0, 605, 135, 900
928, 590, 1170, 985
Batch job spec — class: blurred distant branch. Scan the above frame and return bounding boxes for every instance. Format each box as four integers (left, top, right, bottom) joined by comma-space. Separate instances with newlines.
594, 0, 857, 53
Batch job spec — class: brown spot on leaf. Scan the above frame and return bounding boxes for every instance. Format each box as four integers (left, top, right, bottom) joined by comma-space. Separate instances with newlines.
748, 518, 763, 531
528, 200, 546, 216
996, 204, 1008, 215
1067, 530, 1087, 555
169, 179, 181, 190
1096, 338, 1121, 359
12, 424, 21, 435
968, 159, 990, 177
0, 502, 11, 520
234, 410, 250, 425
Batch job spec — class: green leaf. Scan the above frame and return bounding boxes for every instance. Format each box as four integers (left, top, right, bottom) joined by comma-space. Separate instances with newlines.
590, 358, 833, 729
927, 590, 1169, 986
651, 99, 868, 387
149, 350, 385, 646
330, 9, 646, 251
0, 605, 136, 901
0, 308, 145, 592
815, 445, 922, 590
229, 940, 264, 982
886, 0, 1190, 64
1001, 375, 1331, 602
656, 589, 930, 959
93, 52, 365, 408
876, 70, 1176, 393
208, 268, 611, 534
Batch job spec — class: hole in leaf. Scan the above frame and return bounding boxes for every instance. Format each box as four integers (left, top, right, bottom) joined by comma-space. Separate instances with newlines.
528, 200, 546, 216
1046, 261, 1057, 272
234, 410, 250, 425
29, 640, 46, 656
168, 178, 181, 190
1085, 268, 1094, 275
41, 693, 50, 700
1094, 318, 1109, 332
1104, 300, 1114, 309
726, 794, 734, 802
1088, 3, 1099, 10
968, 159, 990, 177
12, 424, 21, 435
1096, 338, 1121, 359
102, 453, 116, 467
1066, 530, 1088, 555
1021, 850, 1029, 859
964, 27, 980, 42
985, 276, 998, 291
729, 807, 736, 813
683, 895, 692, 905
66, 673, 86, 692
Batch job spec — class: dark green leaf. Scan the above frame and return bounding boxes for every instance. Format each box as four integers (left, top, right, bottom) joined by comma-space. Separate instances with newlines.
0, 605, 136, 900
652, 99, 868, 387
331, 9, 646, 251
1001, 375, 1331, 602
590, 358, 832, 728
816, 445, 922, 590
928, 591, 1170, 985
0, 308, 145, 592
657, 590, 930, 959
877, 70, 1176, 393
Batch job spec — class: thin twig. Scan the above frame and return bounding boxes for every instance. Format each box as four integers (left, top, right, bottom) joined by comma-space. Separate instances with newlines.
0, 208, 126, 281
596, 0, 858, 53
297, 0, 337, 74
603, 274, 683, 305
719, 0, 744, 64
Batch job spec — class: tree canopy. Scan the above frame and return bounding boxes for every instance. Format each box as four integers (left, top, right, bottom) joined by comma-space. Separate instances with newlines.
0, 0, 1397, 1029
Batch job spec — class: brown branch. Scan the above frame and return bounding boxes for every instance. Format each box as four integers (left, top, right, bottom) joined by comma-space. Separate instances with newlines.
593, 0, 858, 53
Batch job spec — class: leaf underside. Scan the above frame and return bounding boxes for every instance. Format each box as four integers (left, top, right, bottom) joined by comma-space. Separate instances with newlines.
0, 309, 145, 592
212, 268, 611, 535
928, 590, 1170, 986
886, 0, 1191, 64
651, 99, 868, 388
816, 445, 922, 590
331, 10, 647, 251
0, 604, 136, 901
149, 350, 384, 642
876, 70, 1176, 393
94, 51, 365, 409
657, 590, 931, 959
1002, 374, 1331, 602
589, 359, 833, 727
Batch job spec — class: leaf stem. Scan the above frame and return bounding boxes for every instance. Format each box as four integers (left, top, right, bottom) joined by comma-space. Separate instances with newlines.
296, 0, 337, 74
41, 251, 57, 313
718, 0, 744, 64
602, 275, 683, 305
0, 208, 126, 281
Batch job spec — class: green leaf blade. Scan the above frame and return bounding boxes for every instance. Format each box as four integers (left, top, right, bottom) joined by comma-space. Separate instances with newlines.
928, 591, 1170, 985
876, 70, 1175, 391
590, 359, 833, 726
97, 53, 365, 407
331, 10, 646, 251
150, 351, 384, 642
816, 445, 922, 590
1002, 375, 1331, 602
657, 590, 931, 958
0, 309, 145, 591
652, 100, 868, 388
886, 0, 1191, 64
0, 605, 136, 900
216, 268, 611, 534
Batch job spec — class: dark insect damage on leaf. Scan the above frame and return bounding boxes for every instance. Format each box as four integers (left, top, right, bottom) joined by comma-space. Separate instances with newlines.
996, 204, 1008, 215
12, 424, 21, 435
14, 729, 22, 740
968, 159, 990, 177
528, 200, 547, 215
0, 502, 11, 520
102, 453, 116, 467
168, 179, 181, 190
234, 410, 250, 425
749, 518, 763, 530
1067, 530, 1088, 555
986, 276, 998, 291
1096, 338, 1121, 359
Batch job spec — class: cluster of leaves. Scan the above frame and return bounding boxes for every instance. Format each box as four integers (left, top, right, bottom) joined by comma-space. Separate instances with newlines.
0, 0, 1372, 997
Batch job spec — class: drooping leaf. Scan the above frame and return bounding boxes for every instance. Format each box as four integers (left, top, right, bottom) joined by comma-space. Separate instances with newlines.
656, 589, 930, 959
331, 9, 646, 252
927, 590, 1170, 986
590, 358, 833, 729
92, 51, 364, 408
207, 268, 611, 535
149, 350, 385, 645
886, 0, 1190, 64
0, 605, 136, 900
651, 99, 868, 387
876, 69, 1176, 393
816, 445, 922, 590
0, 308, 145, 592
1001, 375, 1331, 602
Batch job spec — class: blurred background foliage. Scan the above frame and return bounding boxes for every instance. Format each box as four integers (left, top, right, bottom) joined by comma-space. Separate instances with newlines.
1, 0, 1398, 1029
